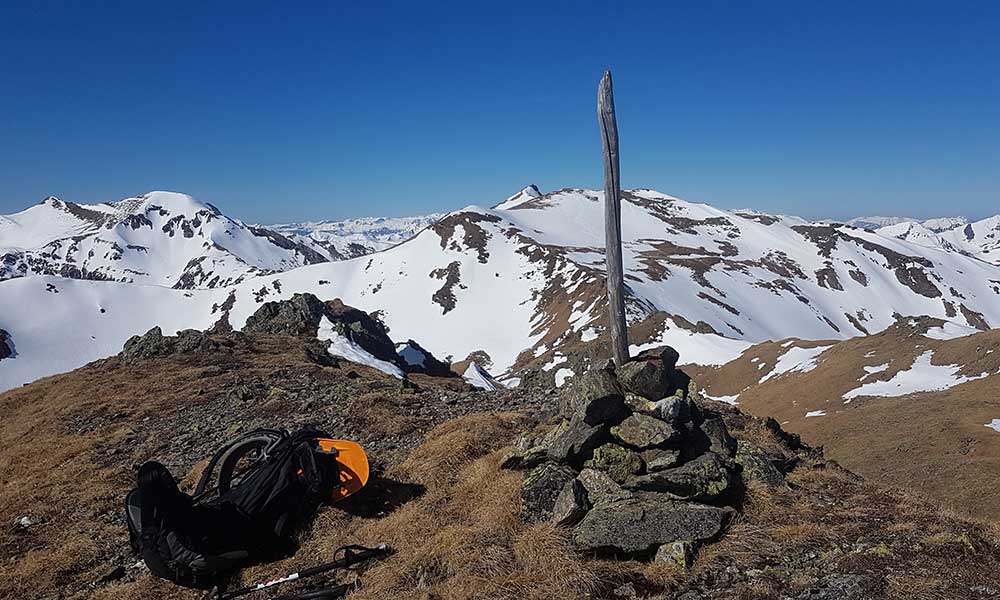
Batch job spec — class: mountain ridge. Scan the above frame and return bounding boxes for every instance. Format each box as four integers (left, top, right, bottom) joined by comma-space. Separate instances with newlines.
4, 186, 1000, 392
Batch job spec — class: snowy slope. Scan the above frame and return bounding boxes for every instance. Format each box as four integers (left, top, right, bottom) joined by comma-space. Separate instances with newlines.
877, 215, 1000, 265
0, 192, 331, 288
4, 186, 1000, 392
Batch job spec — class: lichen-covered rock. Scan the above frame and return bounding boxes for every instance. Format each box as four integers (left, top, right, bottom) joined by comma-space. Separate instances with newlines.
642, 448, 681, 472
500, 434, 548, 470
735, 440, 787, 488
654, 392, 691, 424
698, 416, 737, 457
545, 418, 609, 464
243, 292, 327, 336
577, 468, 633, 506
121, 327, 172, 363
552, 479, 590, 527
636, 345, 681, 371
573, 498, 732, 555
625, 453, 735, 503
611, 413, 681, 450
584, 443, 645, 483
521, 462, 577, 523
559, 369, 628, 425
654, 540, 695, 569
617, 359, 673, 401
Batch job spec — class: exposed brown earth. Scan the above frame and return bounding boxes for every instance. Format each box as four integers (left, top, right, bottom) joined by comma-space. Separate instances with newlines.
4, 325, 1000, 599
689, 318, 1000, 521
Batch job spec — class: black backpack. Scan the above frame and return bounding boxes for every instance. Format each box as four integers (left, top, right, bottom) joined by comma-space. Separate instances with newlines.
125, 428, 341, 590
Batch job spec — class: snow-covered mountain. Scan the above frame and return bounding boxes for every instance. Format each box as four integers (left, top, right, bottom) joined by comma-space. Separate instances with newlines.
845, 215, 969, 233
4, 186, 1000, 391
0, 192, 330, 288
267, 213, 443, 261
875, 216, 1000, 265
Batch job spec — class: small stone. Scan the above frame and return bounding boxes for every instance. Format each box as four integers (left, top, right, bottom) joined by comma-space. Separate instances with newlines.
16, 516, 33, 529
521, 463, 577, 523
611, 413, 681, 450
654, 541, 695, 569
552, 479, 590, 527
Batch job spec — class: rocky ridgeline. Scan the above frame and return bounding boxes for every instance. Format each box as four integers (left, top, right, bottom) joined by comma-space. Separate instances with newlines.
121, 292, 454, 379
503, 347, 788, 567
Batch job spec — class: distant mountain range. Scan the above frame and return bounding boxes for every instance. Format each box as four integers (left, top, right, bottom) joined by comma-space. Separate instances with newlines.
0, 192, 438, 289
3, 186, 1000, 392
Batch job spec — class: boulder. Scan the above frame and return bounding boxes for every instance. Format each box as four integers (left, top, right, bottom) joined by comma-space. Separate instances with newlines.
573, 498, 733, 555
617, 359, 673, 401
653, 392, 691, 424
121, 327, 172, 363
244, 294, 401, 366
623, 392, 658, 416
734, 441, 787, 488
698, 417, 737, 457
583, 444, 645, 484
642, 448, 681, 472
637, 345, 681, 371
576, 468, 633, 506
243, 292, 327, 336
395, 339, 454, 377
559, 369, 628, 425
654, 541, 695, 570
521, 463, 577, 523
545, 418, 609, 464
611, 413, 681, 450
552, 479, 590, 527
500, 434, 548, 471
321, 298, 401, 364
625, 453, 735, 503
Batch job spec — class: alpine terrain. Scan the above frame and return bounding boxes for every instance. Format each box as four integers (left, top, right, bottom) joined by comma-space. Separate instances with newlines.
3, 186, 1000, 392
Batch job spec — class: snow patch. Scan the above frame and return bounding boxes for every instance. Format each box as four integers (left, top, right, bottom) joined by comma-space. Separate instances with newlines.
760, 345, 832, 383
554, 367, 574, 388
318, 316, 403, 378
924, 321, 980, 341
805, 410, 826, 417
843, 351, 987, 401
463, 362, 498, 391
984, 419, 1000, 433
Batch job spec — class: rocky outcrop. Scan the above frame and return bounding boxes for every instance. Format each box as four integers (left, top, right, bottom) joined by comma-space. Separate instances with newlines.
506, 346, 776, 561
244, 293, 402, 366
395, 339, 454, 377
0, 329, 13, 360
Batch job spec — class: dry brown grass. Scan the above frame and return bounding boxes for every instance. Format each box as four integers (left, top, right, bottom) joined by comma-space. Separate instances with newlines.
215, 412, 609, 600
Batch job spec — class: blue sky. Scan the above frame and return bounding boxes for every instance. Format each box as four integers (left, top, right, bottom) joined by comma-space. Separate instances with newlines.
1, 1, 998, 223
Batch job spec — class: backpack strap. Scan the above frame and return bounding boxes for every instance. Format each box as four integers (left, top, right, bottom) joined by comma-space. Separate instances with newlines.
194, 429, 287, 498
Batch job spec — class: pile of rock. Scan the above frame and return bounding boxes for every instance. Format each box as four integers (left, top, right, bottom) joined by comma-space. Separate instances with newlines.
503, 346, 781, 567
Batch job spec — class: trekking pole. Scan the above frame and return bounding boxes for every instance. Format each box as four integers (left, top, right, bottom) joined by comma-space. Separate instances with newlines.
217, 544, 391, 600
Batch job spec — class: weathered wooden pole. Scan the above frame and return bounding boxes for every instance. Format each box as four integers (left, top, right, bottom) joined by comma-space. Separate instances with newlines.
598, 69, 629, 367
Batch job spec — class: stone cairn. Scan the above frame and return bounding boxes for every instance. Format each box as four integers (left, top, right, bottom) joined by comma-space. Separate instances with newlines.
502, 346, 784, 568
